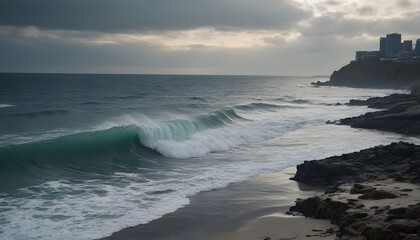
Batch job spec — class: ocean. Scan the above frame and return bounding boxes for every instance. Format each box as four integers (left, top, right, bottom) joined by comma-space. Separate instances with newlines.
0, 73, 417, 240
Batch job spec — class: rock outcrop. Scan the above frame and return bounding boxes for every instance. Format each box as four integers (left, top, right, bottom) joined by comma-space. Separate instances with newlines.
291, 142, 420, 185
312, 61, 420, 89
339, 93, 420, 135
290, 142, 420, 240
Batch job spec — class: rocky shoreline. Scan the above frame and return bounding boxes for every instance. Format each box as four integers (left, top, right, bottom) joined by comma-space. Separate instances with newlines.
289, 142, 420, 240
288, 80, 420, 239
338, 92, 420, 135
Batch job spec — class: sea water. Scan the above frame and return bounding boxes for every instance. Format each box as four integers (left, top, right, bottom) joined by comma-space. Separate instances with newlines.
0, 73, 417, 240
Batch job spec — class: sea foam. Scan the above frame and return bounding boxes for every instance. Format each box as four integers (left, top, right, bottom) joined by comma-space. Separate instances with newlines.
0, 104, 15, 108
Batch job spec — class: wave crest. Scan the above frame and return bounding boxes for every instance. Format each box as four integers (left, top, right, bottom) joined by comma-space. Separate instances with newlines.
0, 104, 15, 108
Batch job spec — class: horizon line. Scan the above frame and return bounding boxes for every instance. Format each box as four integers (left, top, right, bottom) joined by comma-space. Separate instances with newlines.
0, 71, 330, 78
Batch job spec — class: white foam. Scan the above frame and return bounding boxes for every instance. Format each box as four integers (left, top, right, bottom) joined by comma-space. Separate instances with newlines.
0, 104, 15, 108
0, 129, 87, 147
138, 104, 374, 158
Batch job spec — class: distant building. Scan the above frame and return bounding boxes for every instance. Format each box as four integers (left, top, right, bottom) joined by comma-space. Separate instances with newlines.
379, 37, 387, 57
357, 33, 419, 62
355, 51, 380, 62
402, 40, 412, 52
416, 39, 420, 56
397, 51, 415, 60
386, 33, 402, 57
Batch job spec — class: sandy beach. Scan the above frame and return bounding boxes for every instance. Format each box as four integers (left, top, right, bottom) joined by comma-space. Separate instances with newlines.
101, 167, 336, 240
208, 213, 336, 240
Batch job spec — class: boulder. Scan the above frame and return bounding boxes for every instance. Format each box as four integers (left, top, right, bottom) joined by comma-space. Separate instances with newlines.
358, 190, 398, 200
350, 184, 375, 194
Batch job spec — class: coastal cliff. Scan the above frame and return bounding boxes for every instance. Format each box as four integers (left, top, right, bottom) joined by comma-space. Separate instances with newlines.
312, 61, 420, 89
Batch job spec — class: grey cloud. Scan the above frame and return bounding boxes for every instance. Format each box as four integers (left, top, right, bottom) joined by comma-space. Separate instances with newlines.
356, 5, 376, 16
396, 0, 412, 8
323, 0, 342, 6
300, 11, 420, 38
300, 13, 368, 38
0, 0, 309, 32
0, 31, 371, 76
0, 38, 164, 73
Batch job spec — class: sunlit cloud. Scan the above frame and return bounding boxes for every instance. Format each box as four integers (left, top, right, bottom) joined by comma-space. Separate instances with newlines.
0, 26, 304, 50
294, 0, 420, 20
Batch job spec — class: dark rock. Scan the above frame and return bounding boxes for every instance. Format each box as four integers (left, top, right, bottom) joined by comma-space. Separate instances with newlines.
388, 207, 408, 216
403, 234, 420, 240
292, 142, 420, 187
291, 142, 420, 187
290, 197, 349, 224
361, 224, 401, 240
290, 143, 420, 240
400, 189, 414, 192
387, 203, 420, 220
388, 220, 420, 234
292, 160, 357, 186
358, 190, 398, 200
325, 185, 345, 194
340, 93, 420, 135
312, 61, 420, 89
350, 184, 376, 194
339, 211, 370, 230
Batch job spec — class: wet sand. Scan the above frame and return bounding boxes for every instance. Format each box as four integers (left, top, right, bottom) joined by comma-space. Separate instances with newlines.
101, 167, 336, 240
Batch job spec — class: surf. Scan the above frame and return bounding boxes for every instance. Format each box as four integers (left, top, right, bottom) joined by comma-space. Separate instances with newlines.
0, 102, 297, 192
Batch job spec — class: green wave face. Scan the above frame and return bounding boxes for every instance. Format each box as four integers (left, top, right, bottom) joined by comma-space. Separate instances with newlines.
0, 108, 248, 192
0, 126, 151, 192
0, 102, 293, 192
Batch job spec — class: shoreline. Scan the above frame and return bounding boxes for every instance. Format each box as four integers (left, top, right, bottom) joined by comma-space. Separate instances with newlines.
100, 167, 336, 240
101, 91, 420, 240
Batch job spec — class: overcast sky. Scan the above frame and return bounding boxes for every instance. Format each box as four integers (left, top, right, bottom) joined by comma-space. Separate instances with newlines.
1, 0, 419, 75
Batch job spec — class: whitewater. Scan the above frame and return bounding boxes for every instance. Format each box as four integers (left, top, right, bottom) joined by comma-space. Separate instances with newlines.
0, 73, 418, 240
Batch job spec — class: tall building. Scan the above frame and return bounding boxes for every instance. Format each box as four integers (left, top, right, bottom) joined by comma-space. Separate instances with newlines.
402, 40, 412, 52
379, 37, 387, 56
386, 33, 402, 57
416, 39, 420, 56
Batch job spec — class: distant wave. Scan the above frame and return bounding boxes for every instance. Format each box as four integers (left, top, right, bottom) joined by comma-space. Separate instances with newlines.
189, 96, 207, 101
290, 99, 313, 104
107, 94, 148, 100
80, 101, 102, 105
289, 99, 336, 106
9, 109, 68, 117
0, 104, 15, 108
234, 102, 289, 111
